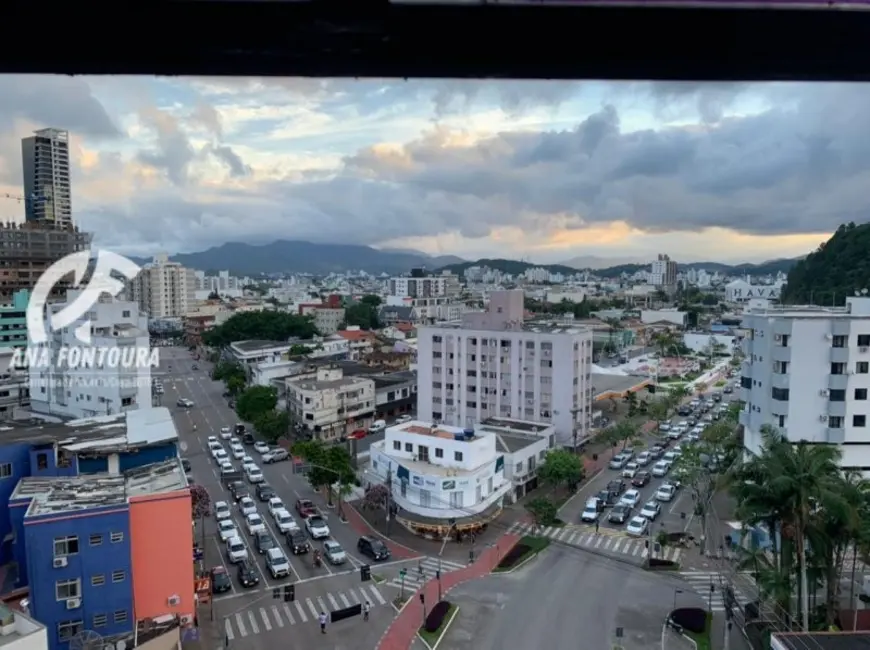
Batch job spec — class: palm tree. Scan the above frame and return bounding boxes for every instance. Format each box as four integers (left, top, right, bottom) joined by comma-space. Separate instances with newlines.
623, 391, 639, 418
654, 330, 680, 358
604, 317, 623, 355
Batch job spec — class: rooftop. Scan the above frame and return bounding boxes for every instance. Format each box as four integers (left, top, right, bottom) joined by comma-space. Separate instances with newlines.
493, 431, 546, 454
430, 321, 590, 335
231, 340, 291, 353
0, 602, 44, 648
479, 417, 551, 434
13, 458, 187, 517
0, 407, 177, 450
773, 632, 870, 650
372, 370, 417, 389
289, 374, 372, 392
389, 420, 480, 443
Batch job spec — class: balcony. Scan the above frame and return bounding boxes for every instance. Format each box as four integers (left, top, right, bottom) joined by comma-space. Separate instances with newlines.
830, 347, 851, 364
826, 427, 846, 444
770, 373, 790, 389
826, 400, 847, 418
739, 409, 750, 427
828, 374, 849, 391
771, 345, 792, 363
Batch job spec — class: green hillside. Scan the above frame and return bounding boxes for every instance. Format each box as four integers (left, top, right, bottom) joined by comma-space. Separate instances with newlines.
782, 222, 870, 305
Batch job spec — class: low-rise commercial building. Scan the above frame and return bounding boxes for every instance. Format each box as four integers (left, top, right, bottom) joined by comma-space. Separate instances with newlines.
286, 366, 375, 440
0, 602, 47, 650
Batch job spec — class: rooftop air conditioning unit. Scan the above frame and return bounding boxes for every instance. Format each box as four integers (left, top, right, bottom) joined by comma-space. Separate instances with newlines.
66, 598, 81, 610
53, 557, 68, 568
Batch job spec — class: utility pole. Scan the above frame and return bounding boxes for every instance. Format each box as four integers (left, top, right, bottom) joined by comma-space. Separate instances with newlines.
723, 613, 732, 650
385, 465, 393, 537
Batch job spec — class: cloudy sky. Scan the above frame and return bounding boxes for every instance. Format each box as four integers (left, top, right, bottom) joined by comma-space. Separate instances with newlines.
0, 75, 865, 265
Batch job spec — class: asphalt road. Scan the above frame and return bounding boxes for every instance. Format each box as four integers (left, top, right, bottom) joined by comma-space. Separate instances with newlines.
156, 348, 397, 649
439, 543, 683, 650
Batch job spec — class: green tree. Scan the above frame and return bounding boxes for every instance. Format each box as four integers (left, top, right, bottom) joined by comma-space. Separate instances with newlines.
343, 302, 379, 330
236, 385, 278, 422
212, 360, 245, 383
360, 295, 382, 308
202, 310, 318, 347
253, 409, 290, 443
525, 497, 559, 527
292, 440, 356, 512
226, 375, 245, 396
538, 449, 584, 491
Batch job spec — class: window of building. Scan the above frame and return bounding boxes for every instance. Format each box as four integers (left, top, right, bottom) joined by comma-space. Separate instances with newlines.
831, 363, 846, 375
111, 570, 126, 583
435, 448, 443, 458
114, 610, 128, 624
404, 443, 412, 453
419, 490, 431, 508
91, 574, 105, 587
854, 415, 867, 428
36, 453, 48, 470
857, 389, 869, 401
122, 310, 131, 318
93, 614, 107, 628
829, 416, 844, 429
54, 536, 79, 557
58, 620, 83, 641
454, 451, 463, 462
858, 362, 870, 374
829, 390, 846, 402
392, 441, 400, 451
450, 491, 463, 508
771, 388, 789, 402
56, 578, 81, 601
110, 532, 124, 543
89, 533, 103, 546
858, 334, 870, 347
0, 463, 11, 479
832, 335, 848, 348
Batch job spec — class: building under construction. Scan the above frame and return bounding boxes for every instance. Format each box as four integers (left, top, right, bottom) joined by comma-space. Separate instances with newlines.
0, 221, 92, 303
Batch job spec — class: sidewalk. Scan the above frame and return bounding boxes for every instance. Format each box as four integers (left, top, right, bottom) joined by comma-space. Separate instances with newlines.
376, 532, 521, 650
344, 501, 421, 560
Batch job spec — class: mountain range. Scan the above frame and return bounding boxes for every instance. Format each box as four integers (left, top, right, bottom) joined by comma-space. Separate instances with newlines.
126, 239, 799, 277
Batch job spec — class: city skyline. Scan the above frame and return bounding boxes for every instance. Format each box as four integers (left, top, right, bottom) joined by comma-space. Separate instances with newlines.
0, 76, 864, 262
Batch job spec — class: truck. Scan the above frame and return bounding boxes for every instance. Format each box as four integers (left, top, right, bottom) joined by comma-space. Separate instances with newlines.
220, 470, 245, 486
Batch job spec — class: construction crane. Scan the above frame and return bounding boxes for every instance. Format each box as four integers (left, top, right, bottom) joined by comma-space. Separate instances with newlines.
1, 192, 44, 220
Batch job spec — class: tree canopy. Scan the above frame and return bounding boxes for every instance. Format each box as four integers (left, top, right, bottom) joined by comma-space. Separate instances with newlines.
236, 385, 278, 422
292, 440, 356, 491
253, 409, 290, 443
202, 310, 318, 347
538, 449, 584, 489
343, 295, 381, 330
782, 221, 870, 306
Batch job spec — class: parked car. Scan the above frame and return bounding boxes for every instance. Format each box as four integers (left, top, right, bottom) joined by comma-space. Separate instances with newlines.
357, 535, 391, 561
322, 540, 347, 565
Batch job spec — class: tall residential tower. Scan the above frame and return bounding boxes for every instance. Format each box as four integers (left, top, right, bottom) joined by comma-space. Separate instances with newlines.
21, 128, 73, 225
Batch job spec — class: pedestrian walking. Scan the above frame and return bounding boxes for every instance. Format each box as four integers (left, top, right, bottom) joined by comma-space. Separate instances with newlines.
319, 612, 327, 634
363, 601, 371, 621
594, 520, 599, 534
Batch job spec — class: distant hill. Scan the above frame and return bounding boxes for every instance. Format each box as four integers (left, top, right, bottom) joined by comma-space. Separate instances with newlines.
129, 240, 463, 275
436, 258, 578, 277
559, 255, 647, 270
782, 222, 870, 305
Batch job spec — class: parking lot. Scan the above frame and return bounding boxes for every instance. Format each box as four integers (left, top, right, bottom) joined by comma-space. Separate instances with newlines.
157, 347, 400, 648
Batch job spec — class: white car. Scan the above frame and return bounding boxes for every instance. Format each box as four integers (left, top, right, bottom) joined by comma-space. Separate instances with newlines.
214, 449, 229, 464
231, 444, 245, 459
274, 509, 299, 534
254, 441, 270, 454
305, 515, 330, 539
626, 516, 649, 537
218, 520, 238, 542
208, 441, 222, 455
239, 496, 257, 517
246, 467, 264, 484
620, 489, 641, 508
663, 451, 678, 464
219, 462, 235, 475
656, 484, 677, 502
226, 536, 248, 563
214, 501, 231, 521
245, 513, 266, 535
242, 455, 254, 466
265, 548, 291, 579
267, 497, 286, 518
636, 451, 652, 467
220, 426, 232, 439
640, 501, 661, 521
622, 462, 639, 479
207, 435, 218, 445
581, 500, 600, 523
651, 461, 670, 478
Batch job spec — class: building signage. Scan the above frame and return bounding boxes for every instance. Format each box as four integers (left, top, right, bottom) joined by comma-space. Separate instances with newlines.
729, 285, 782, 301
442, 480, 456, 490
412, 475, 422, 487
424, 479, 437, 488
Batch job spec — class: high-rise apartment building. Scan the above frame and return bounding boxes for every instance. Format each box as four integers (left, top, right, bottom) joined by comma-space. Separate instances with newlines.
417, 290, 594, 448
0, 221, 92, 303
740, 297, 870, 470
21, 128, 72, 225
650, 254, 677, 287
129, 254, 196, 319
389, 274, 460, 299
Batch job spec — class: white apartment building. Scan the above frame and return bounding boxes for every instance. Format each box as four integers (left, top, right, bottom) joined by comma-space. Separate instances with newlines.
725, 279, 785, 303
650, 254, 677, 287
367, 420, 512, 520
389, 276, 449, 298
29, 291, 153, 419
311, 308, 346, 336
129, 254, 197, 318
286, 365, 376, 440
417, 290, 594, 448
0, 602, 47, 650
740, 296, 870, 471
0, 347, 30, 419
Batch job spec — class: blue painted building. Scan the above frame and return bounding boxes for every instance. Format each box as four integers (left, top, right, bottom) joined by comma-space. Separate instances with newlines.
0, 290, 29, 348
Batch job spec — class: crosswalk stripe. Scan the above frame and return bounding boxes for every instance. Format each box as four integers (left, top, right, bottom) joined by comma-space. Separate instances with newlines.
369, 584, 387, 605
225, 618, 235, 641
295, 601, 308, 623
349, 589, 361, 605
316, 596, 328, 613
595, 535, 604, 548
235, 613, 247, 637
306, 598, 318, 619
247, 611, 260, 634
613, 539, 624, 552
260, 608, 271, 631
339, 593, 351, 608
327, 593, 340, 610
543, 526, 554, 536
283, 603, 296, 625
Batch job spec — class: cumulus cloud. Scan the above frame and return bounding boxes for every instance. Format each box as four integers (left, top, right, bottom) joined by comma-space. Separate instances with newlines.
0, 75, 865, 259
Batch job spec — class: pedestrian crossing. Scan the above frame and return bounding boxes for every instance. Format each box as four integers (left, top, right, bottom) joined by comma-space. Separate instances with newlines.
387, 556, 467, 591
678, 571, 755, 612
505, 522, 684, 563
223, 584, 388, 640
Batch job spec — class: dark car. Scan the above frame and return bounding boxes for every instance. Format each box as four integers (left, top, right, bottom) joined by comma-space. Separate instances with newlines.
211, 566, 232, 594
608, 504, 632, 525
242, 433, 255, 445
649, 445, 665, 459
677, 406, 691, 417
286, 530, 310, 555
357, 535, 391, 562
255, 532, 277, 554
256, 484, 276, 502
632, 471, 652, 488
606, 479, 626, 495
723, 386, 733, 394
227, 481, 246, 499
181, 458, 191, 472
192, 364, 199, 370
235, 423, 247, 435
295, 499, 317, 518
237, 559, 260, 588
595, 489, 619, 507
228, 400, 236, 409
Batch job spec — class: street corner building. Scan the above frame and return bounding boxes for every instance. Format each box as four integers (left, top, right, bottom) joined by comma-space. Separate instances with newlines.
0, 409, 194, 650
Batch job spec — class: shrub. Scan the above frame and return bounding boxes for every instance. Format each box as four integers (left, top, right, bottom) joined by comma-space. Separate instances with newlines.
670, 608, 707, 634
649, 558, 678, 568
424, 600, 450, 633
497, 543, 532, 569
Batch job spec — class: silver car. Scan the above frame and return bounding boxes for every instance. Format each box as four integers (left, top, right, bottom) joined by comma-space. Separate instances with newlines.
322, 540, 347, 565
